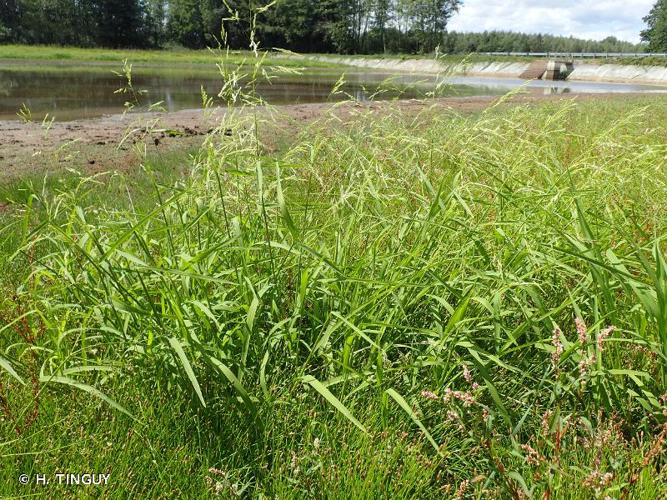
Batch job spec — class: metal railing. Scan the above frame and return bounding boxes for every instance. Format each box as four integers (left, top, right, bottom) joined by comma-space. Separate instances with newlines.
480, 52, 667, 59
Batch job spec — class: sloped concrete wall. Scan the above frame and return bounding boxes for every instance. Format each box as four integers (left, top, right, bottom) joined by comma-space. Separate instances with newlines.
309, 55, 530, 77
308, 55, 667, 84
569, 64, 667, 84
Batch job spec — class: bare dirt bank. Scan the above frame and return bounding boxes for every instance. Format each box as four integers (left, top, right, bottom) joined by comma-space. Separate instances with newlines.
0, 92, 661, 185
0, 96, 498, 182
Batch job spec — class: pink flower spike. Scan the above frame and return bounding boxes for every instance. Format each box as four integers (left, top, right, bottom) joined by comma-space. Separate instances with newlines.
421, 390, 439, 401
576, 317, 588, 345
597, 326, 615, 352
552, 326, 564, 368
462, 364, 473, 384
579, 355, 595, 379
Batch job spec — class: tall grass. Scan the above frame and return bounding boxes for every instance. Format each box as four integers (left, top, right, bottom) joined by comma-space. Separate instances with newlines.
2, 94, 667, 495
2, 7, 667, 493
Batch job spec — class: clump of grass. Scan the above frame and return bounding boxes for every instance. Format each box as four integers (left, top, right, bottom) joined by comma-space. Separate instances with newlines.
2, 94, 667, 496
3, 6, 667, 493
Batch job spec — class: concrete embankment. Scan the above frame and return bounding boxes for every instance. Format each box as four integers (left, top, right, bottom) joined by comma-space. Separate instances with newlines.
310, 55, 667, 85
311, 55, 531, 77
568, 64, 667, 84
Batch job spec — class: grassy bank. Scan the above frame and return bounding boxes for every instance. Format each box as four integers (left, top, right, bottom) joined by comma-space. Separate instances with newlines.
4, 44, 667, 70
1, 95, 667, 497
0, 44, 338, 68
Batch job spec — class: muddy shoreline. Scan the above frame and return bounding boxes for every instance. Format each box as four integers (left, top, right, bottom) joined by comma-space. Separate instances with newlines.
0, 92, 663, 184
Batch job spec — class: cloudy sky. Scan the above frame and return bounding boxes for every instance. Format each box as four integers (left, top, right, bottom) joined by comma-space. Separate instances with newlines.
448, 0, 655, 43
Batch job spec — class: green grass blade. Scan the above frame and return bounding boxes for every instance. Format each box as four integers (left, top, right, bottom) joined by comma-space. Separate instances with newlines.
42, 375, 132, 418
0, 355, 25, 385
386, 388, 442, 455
302, 375, 366, 433
168, 337, 206, 408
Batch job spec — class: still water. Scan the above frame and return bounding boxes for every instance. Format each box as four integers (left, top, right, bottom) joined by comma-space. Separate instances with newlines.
1, 61, 666, 121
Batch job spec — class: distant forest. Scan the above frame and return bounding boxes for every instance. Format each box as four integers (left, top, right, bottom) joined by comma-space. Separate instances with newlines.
0, 0, 645, 54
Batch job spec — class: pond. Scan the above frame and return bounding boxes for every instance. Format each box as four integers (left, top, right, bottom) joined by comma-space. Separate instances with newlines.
1, 61, 666, 121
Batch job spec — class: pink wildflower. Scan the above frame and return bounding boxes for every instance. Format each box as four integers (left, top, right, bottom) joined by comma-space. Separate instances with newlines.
579, 355, 595, 379
462, 364, 473, 384
463, 365, 481, 390
583, 470, 614, 494
597, 326, 615, 352
459, 391, 475, 406
576, 317, 588, 345
421, 390, 439, 401
552, 326, 564, 368
455, 479, 470, 498
442, 387, 475, 406
208, 468, 226, 477
521, 444, 541, 465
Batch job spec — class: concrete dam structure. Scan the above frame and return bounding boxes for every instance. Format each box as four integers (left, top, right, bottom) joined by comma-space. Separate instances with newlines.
308, 55, 667, 85
519, 60, 574, 81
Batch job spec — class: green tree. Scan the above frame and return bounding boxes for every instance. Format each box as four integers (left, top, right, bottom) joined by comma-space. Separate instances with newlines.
374, 0, 392, 52
0, 0, 21, 42
168, 0, 206, 48
642, 0, 667, 51
94, 0, 150, 48
15, 0, 96, 45
146, 0, 168, 47
260, 0, 329, 52
0, 0, 646, 53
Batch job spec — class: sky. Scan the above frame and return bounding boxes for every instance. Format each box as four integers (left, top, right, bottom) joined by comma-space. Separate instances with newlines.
447, 0, 655, 43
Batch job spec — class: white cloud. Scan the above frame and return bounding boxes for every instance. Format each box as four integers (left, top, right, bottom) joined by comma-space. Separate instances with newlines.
448, 0, 655, 43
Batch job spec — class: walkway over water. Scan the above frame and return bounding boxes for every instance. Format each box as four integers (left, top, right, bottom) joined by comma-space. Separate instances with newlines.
481, 52, 667, 59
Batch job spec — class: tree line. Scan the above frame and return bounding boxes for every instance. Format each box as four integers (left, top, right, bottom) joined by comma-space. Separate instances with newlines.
0, 0, 646, 54
642, 0, 667, 51
0, 0, 461, 52
442, 32, 641, 54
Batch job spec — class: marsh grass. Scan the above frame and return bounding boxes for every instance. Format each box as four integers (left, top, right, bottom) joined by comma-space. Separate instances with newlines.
1, 93, 667, 496
2, 8, 667, 493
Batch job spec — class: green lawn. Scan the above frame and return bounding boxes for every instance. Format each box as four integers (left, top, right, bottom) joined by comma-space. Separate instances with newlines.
2, 95, 667, 497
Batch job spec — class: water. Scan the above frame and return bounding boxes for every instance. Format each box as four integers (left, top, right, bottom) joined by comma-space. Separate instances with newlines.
445, 75, 667, 94
1, 61, 666, 121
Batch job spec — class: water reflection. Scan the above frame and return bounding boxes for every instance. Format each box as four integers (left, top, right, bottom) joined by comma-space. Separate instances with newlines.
0, 63, 666, 121
544, 87, 572, 95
